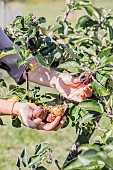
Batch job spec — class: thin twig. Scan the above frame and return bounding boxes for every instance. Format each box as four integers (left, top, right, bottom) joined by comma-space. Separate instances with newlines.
95, 121, 106, 132
63, 8, 71, 22
52, 35, 68, 48
94, 11, 111, 37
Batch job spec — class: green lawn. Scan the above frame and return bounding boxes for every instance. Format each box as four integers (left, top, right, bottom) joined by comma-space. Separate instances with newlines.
0, 116, 75, 170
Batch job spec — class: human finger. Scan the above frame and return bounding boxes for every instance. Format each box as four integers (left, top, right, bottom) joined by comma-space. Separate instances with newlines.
67, 88, 86, 102
37, 116, 61, 131
70, 77, 82, 87
53, 124, 62, 131
88, 83, 92, 89
33, 118, 42, 125
77, 93, 86, 102
60, 116, 66, 125
82, 85, 92, 97
53, 116, 67, 131
26, 119, 39, 128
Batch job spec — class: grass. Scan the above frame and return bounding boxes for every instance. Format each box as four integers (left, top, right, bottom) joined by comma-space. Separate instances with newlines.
0, 116, 75, 170
0, 0, 113, 169
23, 0, 66, 25
22, 0, 113, 25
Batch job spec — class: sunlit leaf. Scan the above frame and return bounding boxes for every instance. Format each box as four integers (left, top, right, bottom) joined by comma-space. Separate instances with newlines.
108, 25, 113, 40
96, 73, 108, 86
0, 79, 7, 87
36, 167, 47, 170
78, 100, 102, 113
58, 61, 82, 73
91, 78, 109, 96
35, 143, 50, 155
16, 156, 23, 169
84, 6, 94, 16
80, 111, 101, 124
20, 148, 28, 166
76, 15, 97, 28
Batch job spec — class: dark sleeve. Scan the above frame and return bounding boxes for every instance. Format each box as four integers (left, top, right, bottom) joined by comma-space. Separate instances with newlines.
0, 27, 34, 84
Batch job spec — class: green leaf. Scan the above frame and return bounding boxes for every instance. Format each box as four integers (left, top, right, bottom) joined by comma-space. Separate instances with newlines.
65, 48, 78, 58
78, 155, 92, 166
93, 7, 104, 19
0, 118, 3, 125
0, 49, 16, 58
69, 105, 81, 122
99, 48, 111, 59
35, 143, 50, 155
49, 24, 62, 32
12, 116, 21, 128
20, 148, 28, 166
9, 85, 17, 91
78, 100, 102, 113
28, 155, 40, 167
81, 46, 96, 56
16, 59, 23, 67
62, 156, 89, 170
61, 116, 70, 128
91, 78, 109, 96
16, 156, 23, 169
40, 27, 48, 36
36, 53, 48, 67
38, 17, 46, 24
28, 143, 51, 167
108, 25, 113, 40
58, 21, 68, 35
47, 53, 55, 66
58, 61, 81, 73
80, 111, 101, 124
84, 6, 94, 16
36, 167, 47, 170
96, 73, 108, 86
76, 15, 97, 29
66, 0, 75, 9
40, 95, 54, 103
104, 55, 113, 65
79, 0, 91, 6
98, 67, 113, 75
0, 79, 7, 87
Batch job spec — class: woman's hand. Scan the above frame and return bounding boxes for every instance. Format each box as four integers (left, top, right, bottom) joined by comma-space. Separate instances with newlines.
13, 102, 42, 128
13, 102, 66, 130
36, 116, 66, 131
55, 73, 92, 102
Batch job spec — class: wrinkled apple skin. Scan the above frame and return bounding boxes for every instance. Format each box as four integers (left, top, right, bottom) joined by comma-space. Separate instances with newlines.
33, 105, 64, 123
45, 105, 64, 123
51, 105, 64, 116
46, 113, 56, 123
33, 106, 47, 120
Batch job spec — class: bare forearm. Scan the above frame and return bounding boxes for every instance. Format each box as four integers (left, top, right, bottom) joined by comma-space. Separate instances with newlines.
23, 59, 61, 88
0, 99, 19, 116
0, 28, 60, 87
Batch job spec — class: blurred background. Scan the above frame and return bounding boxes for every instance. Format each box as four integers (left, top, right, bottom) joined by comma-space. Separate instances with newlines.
0, 0, 112, 27
0, 0, 112, 170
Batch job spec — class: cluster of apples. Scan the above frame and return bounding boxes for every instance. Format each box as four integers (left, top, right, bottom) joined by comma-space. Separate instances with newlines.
33, 105, 64, 123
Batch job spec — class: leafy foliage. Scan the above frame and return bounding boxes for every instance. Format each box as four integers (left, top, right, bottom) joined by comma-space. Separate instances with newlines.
1, 0, 113, 169
16, 143, 52, 170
